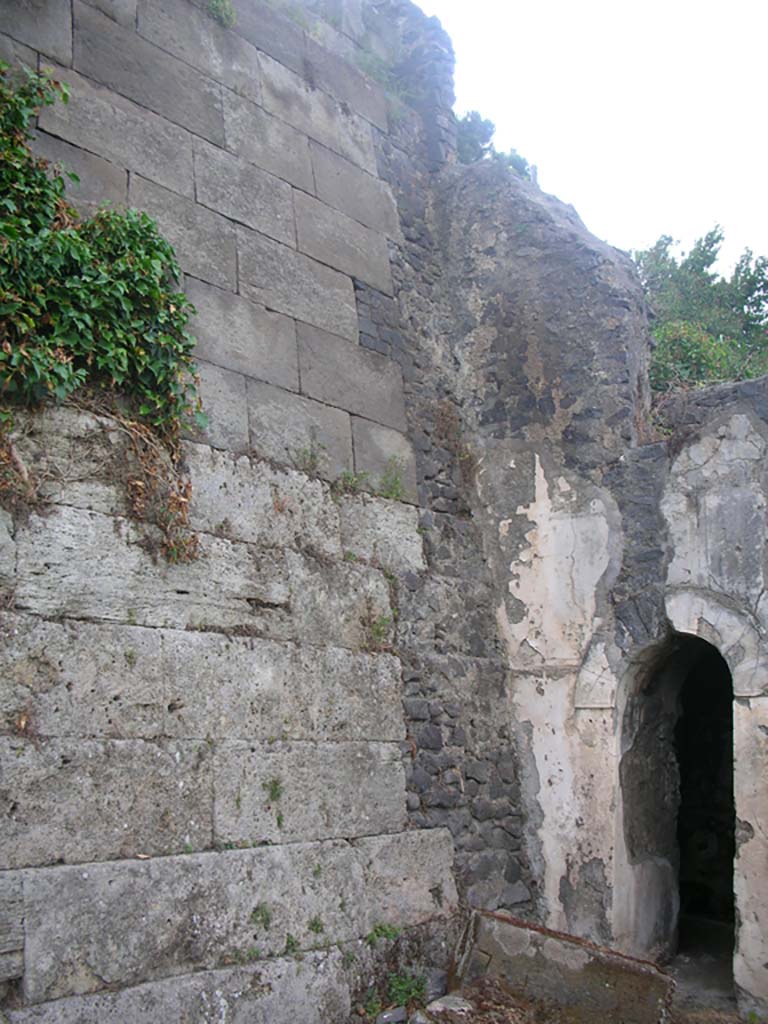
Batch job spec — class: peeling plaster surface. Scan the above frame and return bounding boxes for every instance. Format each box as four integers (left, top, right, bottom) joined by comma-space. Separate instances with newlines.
497, 455, 614, 670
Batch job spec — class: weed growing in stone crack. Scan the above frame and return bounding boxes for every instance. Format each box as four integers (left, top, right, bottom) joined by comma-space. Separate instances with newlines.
262, 777, 283, 802
363, 989, 383, 1018
362, 605, 393, 653
123, 648, 137, 667
290, 438, 326, 476
364, 922, 400, 946
276, 812, 284, 828
284, 932, 299, 955
312, 863, 322, 878
343, 550, 359, 562
251, 902, 271, 930
308, 915, 324, 934
207, 0, 236, 27
377, 456, 405, 500
387, 971, 426, 1008
182, 842, 194, 854
332, 469, 369, 497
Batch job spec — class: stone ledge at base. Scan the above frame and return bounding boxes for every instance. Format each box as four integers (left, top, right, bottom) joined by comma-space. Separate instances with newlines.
458, 911, 675, 1024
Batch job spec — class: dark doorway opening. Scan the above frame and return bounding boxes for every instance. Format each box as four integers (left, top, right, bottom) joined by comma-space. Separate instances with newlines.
674, 639, 734, 961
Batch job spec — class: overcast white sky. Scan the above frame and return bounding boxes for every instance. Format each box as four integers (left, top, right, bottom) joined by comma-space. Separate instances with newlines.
417, 0, 767, 273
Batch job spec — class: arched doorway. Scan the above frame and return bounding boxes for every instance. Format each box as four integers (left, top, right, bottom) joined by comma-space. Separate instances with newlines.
618, 633, 734, 979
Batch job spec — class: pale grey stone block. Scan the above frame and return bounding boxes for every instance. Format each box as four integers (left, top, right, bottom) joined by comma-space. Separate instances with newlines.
184, 441, 340, 556
286, 548, 392, 650
130, 176, 237, 290
305, 34, 388, 130
186, 277, 299, 390
73, 0, 224, 144
0, 510, 16, 591
310, 140, 400, 237
259, 51, 376, 174
196, 361, 250, 451
38, 65, 195, 198
294, 190, 393, 294
6, 951, 351, 1023
355, 829, 459, 928
194, 138, 295, 246
0, 872, 23, 982
0, 30, 37, 67
352, 417, 418, 504
246, 378, 353, 479
298, 322, 405, 429
0, 612, 405, 743
12, 505, 290, 633
80, 0, 137, 28
213, 740, 406, 844
338, 495, 426, 573
32, 130, 128, 213
231, 0, 307, 76
223, 88, 313, 193
0, 737, 213, 868
0, 0, 71, 63
137, 0, 261, 103
21, 844, 367, 1001
238, 227, 358, 342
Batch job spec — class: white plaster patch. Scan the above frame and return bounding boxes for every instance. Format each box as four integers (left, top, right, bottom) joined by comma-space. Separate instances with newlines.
574, 641, 618, 709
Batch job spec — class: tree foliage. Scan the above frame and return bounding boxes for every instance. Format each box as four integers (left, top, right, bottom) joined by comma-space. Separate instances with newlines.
634, 228, 768, 392
0, 63, 202, 440
456, 110, 531, 180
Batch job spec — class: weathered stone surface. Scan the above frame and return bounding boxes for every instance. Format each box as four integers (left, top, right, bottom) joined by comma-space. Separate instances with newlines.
0, 872, 23, 982
12, 505, 290, 633
7, 951, 351, 1023
0, 30, 37, 68
196, 361, 250, 451
355, 829, 459, 927
130, 176, 236, 290
73, 1, 224, 144
32, 130, 127, 213
338, 495, 425, 573
214, 740, 406, 844
238, 227, 358, 342
0, 612, 405, 743
231, 0, 306, 75
223, 88, 314, 193
0, 0, 71, 63
81, 0, 137, 28
304, 35, 388, 129
259, 51, 377, 174
184, 441, 340, 557
0, 737, 212, 868
351, 417, 419, 504
295, 191, 393, 294
39, 65, 195, 198
286, 548, 392, 651
186, 277, 298, 390
0, 510, 15, 590
310, 140, 400, 237
298, 322, 405, 430
246, 378, 353, 479
194, 138, 295, 246
137, 0, 261, 103
21, 844, 367, 1002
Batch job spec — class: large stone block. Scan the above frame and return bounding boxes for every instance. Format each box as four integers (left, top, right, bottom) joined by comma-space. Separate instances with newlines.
286, 548, 393, 651
338, 495, 426, 574
185, 442, 340, 556
194, 139, 295, 246
213, 740, 406, 844
82, 0, 137, 28
259, 51, 376, 174
0, 737, 212, 868
12, 505, 290, 633
223, 88, 313, 193
298, 322, 405, 430
0, 0, 71, 63
186, 277, 299, 390
32, 130, 127, 214
304, 35, 388, 129
0, 30, 37, 69
0, 613, 405, 743
21, 844, 367, 1001
231, 0, 307, 75
6, 951, 351, 1023
238, 227, 358, 342
352, 417, 419, 504
137, 0, 261, 103
73, 1, 224, 144
0, 872, 23, 983
294, 191, 393, 294
130, 176, 236, 291
195, 362, 250, 451
310, 140, 400, 237
355, 829, 459, 927
39, 65, 195, 198
246, 379, 353, 481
